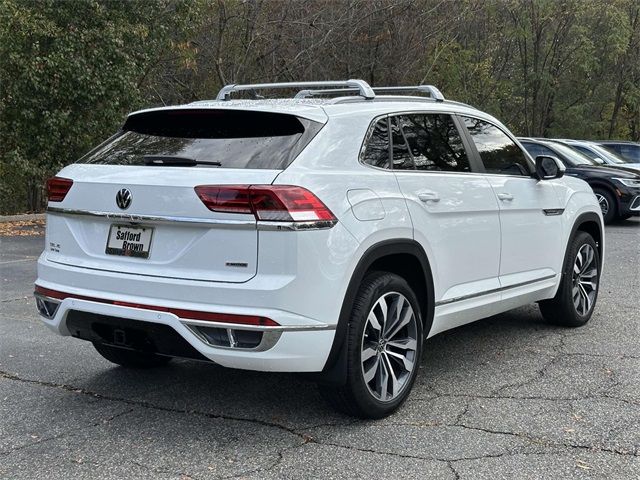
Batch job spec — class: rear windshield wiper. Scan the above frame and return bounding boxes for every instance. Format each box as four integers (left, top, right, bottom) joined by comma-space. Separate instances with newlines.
143, 155, 222, 167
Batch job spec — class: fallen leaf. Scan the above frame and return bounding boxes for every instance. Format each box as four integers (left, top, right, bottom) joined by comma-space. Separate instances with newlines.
576, 460, 592, 470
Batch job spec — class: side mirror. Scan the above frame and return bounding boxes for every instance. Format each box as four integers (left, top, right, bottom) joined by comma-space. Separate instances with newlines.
535, 155, 565, 180
594, 157, 605, 165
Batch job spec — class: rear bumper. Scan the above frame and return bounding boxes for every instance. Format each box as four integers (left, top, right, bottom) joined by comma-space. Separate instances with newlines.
34, 286, 336, 372
35, 220, 360, 372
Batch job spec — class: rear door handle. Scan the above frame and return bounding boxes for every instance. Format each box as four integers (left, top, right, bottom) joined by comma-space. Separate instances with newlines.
418, 191, 440, 203
497, 192, 514, 201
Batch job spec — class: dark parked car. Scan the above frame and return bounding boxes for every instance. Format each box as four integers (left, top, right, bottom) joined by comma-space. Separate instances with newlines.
597, 141, 640, 163
519, 138, 640, 223
548, 139, 640, 171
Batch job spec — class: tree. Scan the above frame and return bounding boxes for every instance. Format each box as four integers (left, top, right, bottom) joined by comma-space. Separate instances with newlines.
0, 0, 198, 213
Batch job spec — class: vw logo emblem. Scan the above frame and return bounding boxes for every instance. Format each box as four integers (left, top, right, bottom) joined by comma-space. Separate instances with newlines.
115, 188, 132, 210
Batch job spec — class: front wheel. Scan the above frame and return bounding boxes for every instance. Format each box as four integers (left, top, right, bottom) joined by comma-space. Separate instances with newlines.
319, 272, 423, 418
594, 188, 616, 224
539, 231, 600, 327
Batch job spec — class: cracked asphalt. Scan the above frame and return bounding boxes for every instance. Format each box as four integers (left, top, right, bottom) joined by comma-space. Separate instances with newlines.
1, 218, 639, 479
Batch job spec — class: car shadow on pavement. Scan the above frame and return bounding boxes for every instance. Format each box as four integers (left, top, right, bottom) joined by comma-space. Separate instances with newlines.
609, 217, 640, 227
78, 304, 559, 427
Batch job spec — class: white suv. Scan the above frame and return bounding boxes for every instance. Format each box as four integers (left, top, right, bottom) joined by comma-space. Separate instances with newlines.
35, 80, 604, 418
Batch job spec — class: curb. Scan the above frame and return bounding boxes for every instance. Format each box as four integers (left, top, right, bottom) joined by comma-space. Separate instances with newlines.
0, 213, 45, 223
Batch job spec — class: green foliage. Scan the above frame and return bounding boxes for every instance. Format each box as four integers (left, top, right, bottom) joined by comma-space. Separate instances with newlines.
0, 0, 197, 213
0, 0, 639, 214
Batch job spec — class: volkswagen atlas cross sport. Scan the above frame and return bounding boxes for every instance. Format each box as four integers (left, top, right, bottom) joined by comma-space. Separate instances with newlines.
35, 80, 604, 418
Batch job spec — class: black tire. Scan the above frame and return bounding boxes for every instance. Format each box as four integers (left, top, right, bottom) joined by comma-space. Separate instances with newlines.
593, 188, 616, 224
539, 231, 600, 327
319, 272, 423, 419
93, 342, 172, 368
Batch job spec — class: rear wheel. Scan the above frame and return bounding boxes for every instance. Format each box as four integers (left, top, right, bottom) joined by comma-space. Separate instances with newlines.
539, 231, 600, 327
319, 272, 423, 418
93, 342, 172, 368
593, 188, 616, 224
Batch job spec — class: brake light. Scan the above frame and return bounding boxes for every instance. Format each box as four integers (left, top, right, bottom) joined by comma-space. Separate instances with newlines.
46, 177, 73, 202
194, 185, 336, 223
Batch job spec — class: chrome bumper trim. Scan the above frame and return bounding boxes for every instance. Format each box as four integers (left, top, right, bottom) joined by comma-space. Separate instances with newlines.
179, 318, 336, 332
184, 325, 282, 352
34, 293, 62, 319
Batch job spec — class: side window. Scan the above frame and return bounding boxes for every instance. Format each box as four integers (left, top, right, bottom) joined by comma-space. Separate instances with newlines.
573, 145, 599, 160
362, 118, 390, 169
390, 117, 414, 170
521, 142, 556, 159
619, 145, 640, 162
399, 114, 470, 172
462, 117, 531, 176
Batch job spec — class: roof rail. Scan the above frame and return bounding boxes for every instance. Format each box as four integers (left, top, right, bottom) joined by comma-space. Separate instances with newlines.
295, 84, 445, 102
216, 80, 375, 101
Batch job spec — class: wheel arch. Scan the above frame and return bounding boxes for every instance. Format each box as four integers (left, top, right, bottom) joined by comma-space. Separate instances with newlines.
567, 212, 604, 269
318, 239, 435, 385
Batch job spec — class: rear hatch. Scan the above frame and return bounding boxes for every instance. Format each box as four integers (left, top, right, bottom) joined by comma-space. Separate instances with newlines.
45, 107, 325, 283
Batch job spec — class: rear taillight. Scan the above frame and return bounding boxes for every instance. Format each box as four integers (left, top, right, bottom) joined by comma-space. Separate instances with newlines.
194, 185, 337, 223
46, 177, 73, 202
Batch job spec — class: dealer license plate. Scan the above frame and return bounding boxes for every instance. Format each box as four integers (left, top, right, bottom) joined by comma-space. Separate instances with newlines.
105, 224, 154, 259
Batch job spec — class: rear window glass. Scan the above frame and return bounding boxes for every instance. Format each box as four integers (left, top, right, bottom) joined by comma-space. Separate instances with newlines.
362, 118, 390, 169
78, 109, 323, 169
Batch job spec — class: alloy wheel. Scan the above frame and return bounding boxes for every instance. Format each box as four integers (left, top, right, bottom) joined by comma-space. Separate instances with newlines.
595, 193, 609, 216
360, 292, 418, 402
572, 244, 598, 316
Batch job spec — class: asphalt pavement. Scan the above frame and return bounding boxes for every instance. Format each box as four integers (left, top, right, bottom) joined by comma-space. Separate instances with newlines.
1, 218, 639, 479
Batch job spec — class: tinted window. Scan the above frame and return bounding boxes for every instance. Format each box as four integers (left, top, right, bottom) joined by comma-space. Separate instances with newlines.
545, 142, 596, 166
600, 144, 640, 162
79, 109, 322, 169
391, 117, 414, 170
618, 145, 640, 162
604, 144, 622, 155
589, 144, 626, 164
398, 114, 470, 172
521, 142, 557, 159
462, 117, 531, 175
362, 118, 390, 168
572, 145, 599, 160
